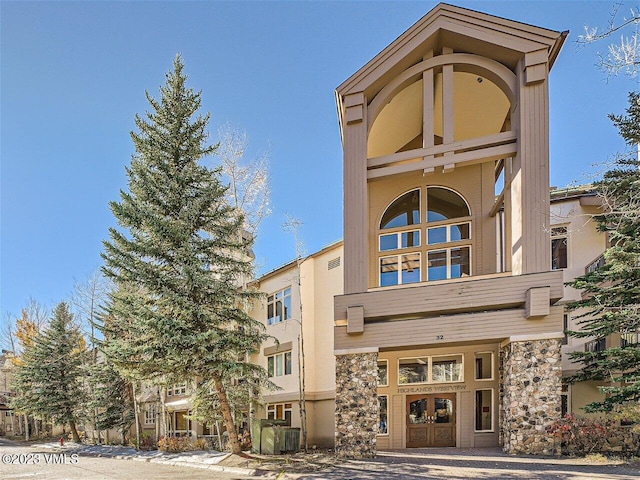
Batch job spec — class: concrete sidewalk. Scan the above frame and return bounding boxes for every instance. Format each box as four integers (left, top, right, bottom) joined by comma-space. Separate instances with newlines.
295, 448, 640, 480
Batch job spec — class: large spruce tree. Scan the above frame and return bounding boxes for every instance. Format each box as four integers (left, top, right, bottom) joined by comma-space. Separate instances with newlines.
566, 92, 640, 411
85, 357, 134, 444
11, 302, 86, 441
101, 56, 269, 453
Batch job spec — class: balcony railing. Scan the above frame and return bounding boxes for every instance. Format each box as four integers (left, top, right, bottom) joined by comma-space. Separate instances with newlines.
584, 338, 607, 352
621, 333, 640, 348
585, 254, 606, 275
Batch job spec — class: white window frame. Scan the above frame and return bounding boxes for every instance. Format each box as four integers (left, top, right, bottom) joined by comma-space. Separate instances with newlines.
431, 354, 464, 383
474, 388, 494, 433
426, 221, 471, 245
397, 354, 464, 385
267, 287, 292, 325
377, 359, 389, 387
167, 383, 187, 396
551, 225, 569, 270
378, 394, 389, 436
379, 229, 421, 252
474, 351, 494, 381
426, 246, 471, 281
379, 252, 421, 286
267, 402, 293, 421
144, 405, 156, 425
426, 186, 472, 223
267, 351, 292, 378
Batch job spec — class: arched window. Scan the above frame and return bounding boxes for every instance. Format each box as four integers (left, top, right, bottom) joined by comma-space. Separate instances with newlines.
426, 187, 469, 222
380, 190, 420, 229
378, 187, 472, 286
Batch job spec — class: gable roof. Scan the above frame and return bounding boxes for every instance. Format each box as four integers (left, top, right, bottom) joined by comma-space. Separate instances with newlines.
336, 3, 567, 100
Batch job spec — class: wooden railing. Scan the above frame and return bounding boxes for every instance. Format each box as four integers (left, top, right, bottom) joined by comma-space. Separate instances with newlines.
585, 253, 606, 275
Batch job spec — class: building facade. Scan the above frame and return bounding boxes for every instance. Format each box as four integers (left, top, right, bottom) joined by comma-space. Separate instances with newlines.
249, 241, 343, 449
333, 4, 568, 457
0, 351, 16, 435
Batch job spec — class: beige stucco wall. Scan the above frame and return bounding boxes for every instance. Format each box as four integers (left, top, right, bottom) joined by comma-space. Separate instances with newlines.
250, 242, 343, 447
569, 380, 607, 417
551, 196, 607, 374
551, 197, 605, 302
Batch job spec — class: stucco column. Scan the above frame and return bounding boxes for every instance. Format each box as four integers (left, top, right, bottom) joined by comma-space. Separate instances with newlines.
501, 338, 562, 455
334, 349, 378, 458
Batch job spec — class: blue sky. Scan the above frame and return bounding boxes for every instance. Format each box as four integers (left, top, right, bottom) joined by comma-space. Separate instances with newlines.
1, 1, 638, 325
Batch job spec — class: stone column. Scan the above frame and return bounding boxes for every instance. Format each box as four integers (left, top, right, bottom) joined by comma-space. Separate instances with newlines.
501, 338, 562, 455
334, 350, 378, 458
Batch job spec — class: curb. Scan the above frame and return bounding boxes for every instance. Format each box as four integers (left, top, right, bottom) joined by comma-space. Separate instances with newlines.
54, 445, 288, 478
128, 454, 279, 477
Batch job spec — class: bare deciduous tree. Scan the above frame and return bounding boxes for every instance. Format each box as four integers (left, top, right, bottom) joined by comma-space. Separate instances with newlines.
579, 2, 640, 77
1, 312, 17, 353
283, 213, 308, 452
217, 124, 271, 235
71, 269, 112, 354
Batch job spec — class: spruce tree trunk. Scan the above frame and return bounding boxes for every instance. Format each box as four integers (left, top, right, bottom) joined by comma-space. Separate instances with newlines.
24, 414, 29, 441
212, 375, 241, 454
69, 420, 80, 443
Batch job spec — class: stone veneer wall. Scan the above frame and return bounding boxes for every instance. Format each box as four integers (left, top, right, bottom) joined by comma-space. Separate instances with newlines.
501, 338, 562, 455
334, 352, 378, 458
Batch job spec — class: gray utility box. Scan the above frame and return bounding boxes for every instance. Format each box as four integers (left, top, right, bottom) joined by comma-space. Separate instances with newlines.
251, 419, 301, 455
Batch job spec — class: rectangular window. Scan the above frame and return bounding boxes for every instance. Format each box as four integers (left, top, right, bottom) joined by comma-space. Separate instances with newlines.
267, 351, 292, 378
475, 389, 493, 432
431, 355, 463, 383
427, 250, 447, 281
427, 222, 470, 245
175, 411, 188, 431
474, 352, 493, 380
167, 383, 187, 396
267, 287, 292, 325
561, 383, 569, 417
378, 395, 388, 435
398, 354, 464, 384
379, 230, 420, 252
551, 226, 568, 270
267, 403, 293, 423
378, 360, 388, 387
427, 246, 470, 281
401, 253, 421, 284
380, 253, 421, 286
398, 357, 429, 384
144, 405, 156, 425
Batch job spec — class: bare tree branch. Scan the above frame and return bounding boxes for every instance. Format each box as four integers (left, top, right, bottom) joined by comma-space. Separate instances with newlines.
217, 124, 272, 235
71, 269, 112, 350
578, 2, 640, 77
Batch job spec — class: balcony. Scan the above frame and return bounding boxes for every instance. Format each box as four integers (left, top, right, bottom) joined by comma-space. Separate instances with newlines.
335, 270, 564, 323
585, 254, 606, 275
334, 270, 565, 351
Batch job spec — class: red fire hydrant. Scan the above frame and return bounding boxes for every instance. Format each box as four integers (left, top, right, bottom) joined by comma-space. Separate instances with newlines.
59, 436, 64, 447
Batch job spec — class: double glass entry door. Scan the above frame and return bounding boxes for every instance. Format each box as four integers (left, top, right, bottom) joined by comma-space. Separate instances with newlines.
406, 393, 456, 447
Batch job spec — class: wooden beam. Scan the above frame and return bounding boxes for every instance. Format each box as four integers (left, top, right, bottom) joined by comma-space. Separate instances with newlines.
367, 131, 517, 168
367, 142, 517, 180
